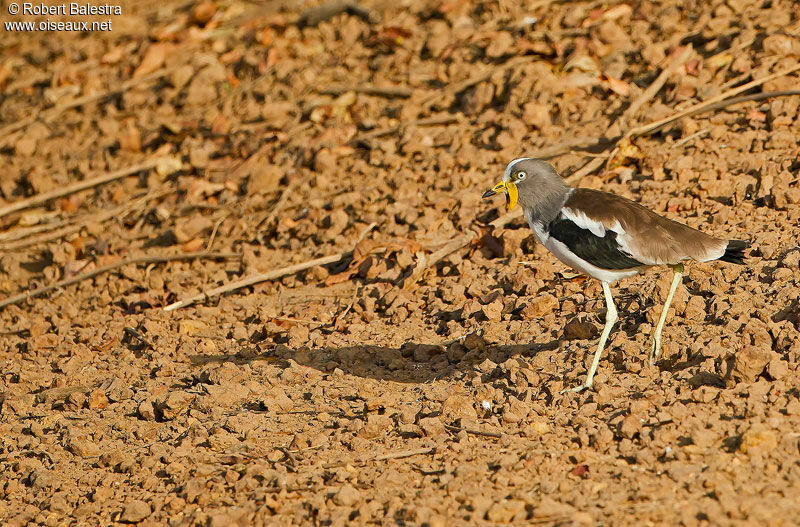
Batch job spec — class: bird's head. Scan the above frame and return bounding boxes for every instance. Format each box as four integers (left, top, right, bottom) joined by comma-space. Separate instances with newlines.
482, 158, 568, 211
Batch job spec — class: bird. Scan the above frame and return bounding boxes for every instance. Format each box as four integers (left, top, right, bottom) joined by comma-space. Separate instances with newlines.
482, 158, 749, 393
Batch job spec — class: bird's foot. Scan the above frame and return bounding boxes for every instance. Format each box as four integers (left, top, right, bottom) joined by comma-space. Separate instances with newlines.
560, 383, 592, 394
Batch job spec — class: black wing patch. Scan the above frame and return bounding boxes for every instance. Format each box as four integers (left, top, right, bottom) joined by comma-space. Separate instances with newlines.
548, 215, 644, 270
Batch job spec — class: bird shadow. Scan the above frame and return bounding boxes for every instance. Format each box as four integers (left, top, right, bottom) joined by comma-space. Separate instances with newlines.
188, 338, 561, 384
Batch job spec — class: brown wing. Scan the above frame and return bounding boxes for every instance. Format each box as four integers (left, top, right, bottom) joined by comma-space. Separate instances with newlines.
564, 189, 727, 265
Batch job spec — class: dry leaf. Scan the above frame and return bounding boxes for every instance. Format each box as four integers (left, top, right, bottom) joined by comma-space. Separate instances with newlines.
133, 43, 171, 78
64, 259, 95, 278
181, 238, 205, 253
187, 178, 225, 201
706, 53, 733, 69
608, 137, 644, 170
59, 195, 82, 213
192, 1, 217, 25
602, 4, 632, 20
601, 74, 630, 96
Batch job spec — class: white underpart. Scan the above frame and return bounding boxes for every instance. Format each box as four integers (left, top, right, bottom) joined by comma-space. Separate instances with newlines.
504, 158, 532, 182
529, 215, 640, 283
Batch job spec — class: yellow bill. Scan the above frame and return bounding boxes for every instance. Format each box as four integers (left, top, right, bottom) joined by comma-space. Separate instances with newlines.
481, 181, 518, 210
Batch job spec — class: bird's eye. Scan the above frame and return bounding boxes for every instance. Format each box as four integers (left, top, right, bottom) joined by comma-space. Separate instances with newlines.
516, 171, 527, 181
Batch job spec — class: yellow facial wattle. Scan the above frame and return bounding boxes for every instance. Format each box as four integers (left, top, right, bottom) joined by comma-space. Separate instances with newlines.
505, 181, 518, 210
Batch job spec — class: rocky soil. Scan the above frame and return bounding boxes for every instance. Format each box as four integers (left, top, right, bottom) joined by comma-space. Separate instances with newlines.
1, 0, 800, 525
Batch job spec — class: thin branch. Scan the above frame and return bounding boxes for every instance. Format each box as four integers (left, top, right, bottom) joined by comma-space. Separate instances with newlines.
565, 157, 606, 184
0, 189, 170, 251
0, 159, 171, 220
373, 447, 436, 461
670, 128, 709, 148
350, 114, 460, 145
0, 68, 174, 138
444, 424, 502, 438
297, 0, 377, 27
627, 63, 800, 137
421, 55, 534, 109
163, 252, 350, 311
0, 252, 239, 311
318, 84, 412, 98
622, 45, 693, 126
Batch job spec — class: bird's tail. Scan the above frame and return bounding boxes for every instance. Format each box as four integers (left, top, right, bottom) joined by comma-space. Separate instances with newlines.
718, 239, 750, 264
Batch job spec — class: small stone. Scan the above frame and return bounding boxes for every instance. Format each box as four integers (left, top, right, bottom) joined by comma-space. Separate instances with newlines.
730, 345, 775, 383
481, 299, 504, 322
314, 148, 337, 173
441, 395, 477, 421
740, 427, 778, 455
263, 388, 293, 412
192, 1, 217, 25
120, 499, 151, 523
563, 319, 598, 341
333, 484, 360, 506
398, 423, 421, 437
413, 344, 443, 362
618, 414, 640, 438
359, 413, 393, 439
462, 333, 486, 351
766, 358, 789, 380
446, 342, 466, 363
418, 417, 446, 437
157, 391, 194, 420
684, 296, 706, 322
87, 388, 109, 410
476, 358, 497, 374
785, 398, 800, 416
67, 437, 100, 458
529, 422, 550, 435
486, 499, 527, 522
521, 293, 559, 319
65, 391, 86, 411
138, 399, 156, 421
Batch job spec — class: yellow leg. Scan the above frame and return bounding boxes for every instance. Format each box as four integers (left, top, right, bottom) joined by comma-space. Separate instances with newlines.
650, 263, 683, 365
562, 281, 617, 393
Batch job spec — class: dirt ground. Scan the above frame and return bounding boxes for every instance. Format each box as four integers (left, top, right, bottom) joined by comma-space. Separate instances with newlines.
1, 0, 800, 525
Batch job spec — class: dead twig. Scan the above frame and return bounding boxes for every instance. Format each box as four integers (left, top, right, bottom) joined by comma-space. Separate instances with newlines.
272, 316, 325, 327
444, 424, 502, 438
622, 45, 693, 126
0, 158, 173, 220
0, 189, 170, 251
422, 55, 534, 109
257, 176, 300, 230
0, 252, 239, 311
297, 0, 377, 27
0, 68, 174, 138
671, 128, 709, 148
324, 447, 436, 469
205, 214, 229, 251
318, 84, 412, 98
410, 209, 523, 276
163, 252, 350, 312
350, 114, 460, 145
373, 447, 436, 462
627, 63, 800, 138
565, 157, 606, 184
